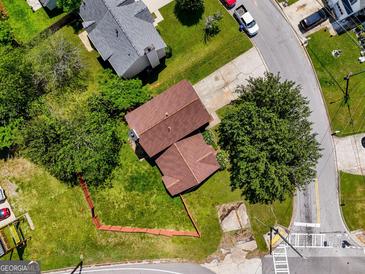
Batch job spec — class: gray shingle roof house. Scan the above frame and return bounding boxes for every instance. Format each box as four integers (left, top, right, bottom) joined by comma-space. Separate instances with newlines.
40, 0, 57, 10
79, 0, 166, 78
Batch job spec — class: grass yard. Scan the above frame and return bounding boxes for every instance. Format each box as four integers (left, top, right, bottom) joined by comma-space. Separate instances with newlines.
278, 0, 298, 5
307, 30, 365, 136
0, 0, 65, 43
28, 25, 103, 119
91, 145, 193, 230
340, 172, 365, 231
147, 0, 252, 94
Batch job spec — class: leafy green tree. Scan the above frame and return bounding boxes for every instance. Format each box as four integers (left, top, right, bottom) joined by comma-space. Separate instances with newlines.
57, 0, 81, 11
0, 47, 36, 151
176, 0, 204, 12
219, 73, 320, 204
22, 111, 122, 184
0, 20, 14, 45
31, 35, 85, 92
88, 70, 150, 116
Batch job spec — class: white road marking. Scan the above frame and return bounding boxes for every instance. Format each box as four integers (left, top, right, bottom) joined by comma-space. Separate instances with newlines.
294, 222, 320, 228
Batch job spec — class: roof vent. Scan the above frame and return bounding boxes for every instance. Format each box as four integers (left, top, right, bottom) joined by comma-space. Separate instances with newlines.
165, 112, 169, 117
128, 129, 139, 142
168, 126, 172, 132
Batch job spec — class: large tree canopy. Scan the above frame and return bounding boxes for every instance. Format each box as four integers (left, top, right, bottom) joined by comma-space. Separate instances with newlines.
175, 0, 204, 12
88, 70, 150, 117
57, 0, 81, 11
22, 110, 122, 184
219, 73, 321, 204
0, 47, 36, 151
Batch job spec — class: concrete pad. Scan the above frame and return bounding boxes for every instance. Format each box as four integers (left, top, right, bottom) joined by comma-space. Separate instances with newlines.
231, 247, 247, 264
218, 203, 250, 232
78, 31, 94, 52
238, 258, 262, 274
27, 0, 42, 11
194, 47, 266, 125
282, 0, 333, 39
334, 134, 365, 175
143, 0, 173, 13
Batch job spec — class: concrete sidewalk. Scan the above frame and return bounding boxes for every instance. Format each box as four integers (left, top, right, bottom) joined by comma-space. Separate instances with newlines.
334, 133, 365, 175
193, 47, 267, 126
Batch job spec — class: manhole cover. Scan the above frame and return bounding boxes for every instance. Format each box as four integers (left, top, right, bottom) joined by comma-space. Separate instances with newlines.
361, 137, 365, 148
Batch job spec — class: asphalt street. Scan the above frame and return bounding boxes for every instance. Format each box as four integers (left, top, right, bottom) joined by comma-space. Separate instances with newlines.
241, 0, 345, 234
47, 263, 215, 274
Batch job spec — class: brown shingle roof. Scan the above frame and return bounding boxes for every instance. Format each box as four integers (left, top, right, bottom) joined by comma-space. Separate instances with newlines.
156, 134, 220, 196
125, 80, 212, 157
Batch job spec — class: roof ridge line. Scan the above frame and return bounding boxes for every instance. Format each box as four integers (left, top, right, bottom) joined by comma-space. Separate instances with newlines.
102, 0, 140, 54
174, 142, 199, 184
196, 150, 215, 163
138, 96, 200, 135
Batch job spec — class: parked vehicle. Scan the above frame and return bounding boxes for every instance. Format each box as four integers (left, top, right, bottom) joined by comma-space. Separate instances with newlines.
221, 0, 236, 9
0, 188, 6, 204
299, 9, 327, 32
0, 208, 10, 221
342, 240, 351, 248
234, 4, 259, 36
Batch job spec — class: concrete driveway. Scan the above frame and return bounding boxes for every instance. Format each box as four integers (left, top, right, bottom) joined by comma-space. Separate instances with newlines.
281, 0, 334, 38
334, 133, 365, 175
194, 47, 267, 126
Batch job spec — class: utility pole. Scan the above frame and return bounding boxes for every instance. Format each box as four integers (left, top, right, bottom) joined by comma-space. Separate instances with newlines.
270, 227, 305, 259
344, 69, 365, 103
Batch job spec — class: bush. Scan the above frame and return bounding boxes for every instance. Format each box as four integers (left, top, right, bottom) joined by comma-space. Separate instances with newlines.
204, 12, 223, 39
165, 45, 172, 58
0, 20, 14, 45
176, 0, 204, 12
202, 130, 218, 149
216, 150, 229, 170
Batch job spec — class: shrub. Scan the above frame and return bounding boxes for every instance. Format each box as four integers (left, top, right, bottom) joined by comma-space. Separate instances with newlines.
204, 12, 223, 40
165, 45, 172, 58
216, 150, 229, 170
202, 129, 218, 149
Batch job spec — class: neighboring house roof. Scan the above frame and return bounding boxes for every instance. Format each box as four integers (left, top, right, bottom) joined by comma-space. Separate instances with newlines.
156, 134, 220, 196
40, 0, 57, 10
125, 80, 212, 157
79, 0, 166, 76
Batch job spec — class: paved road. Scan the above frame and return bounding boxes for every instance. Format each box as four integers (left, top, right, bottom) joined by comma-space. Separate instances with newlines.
47, 263, 214, 274
242, 0, 345, 234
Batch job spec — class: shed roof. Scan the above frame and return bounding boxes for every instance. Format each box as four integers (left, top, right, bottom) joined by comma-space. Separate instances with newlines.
156, 134, 220, 196
125, 80, 212, 157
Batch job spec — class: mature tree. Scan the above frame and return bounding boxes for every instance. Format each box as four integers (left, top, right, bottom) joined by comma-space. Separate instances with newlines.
57, 0, 81, 11
31, 35, 85, 92
176, 0, 204, 12
88, 70, 150, 116
22, 111, 122, 184
0, 47, 36, 151
219, 73, 321, 204
0, 20, 14, 45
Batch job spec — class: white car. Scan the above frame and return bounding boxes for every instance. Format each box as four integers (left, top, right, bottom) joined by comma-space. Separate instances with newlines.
234, 4, 259, 36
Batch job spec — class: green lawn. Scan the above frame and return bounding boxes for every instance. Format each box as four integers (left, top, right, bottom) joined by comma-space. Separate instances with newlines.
148, 0, 252, 93
307, 30, 365, 136
340, 172, 365, 231
0, 0, 65, 43
278, 0, 298, 5
91, 145, 193, 230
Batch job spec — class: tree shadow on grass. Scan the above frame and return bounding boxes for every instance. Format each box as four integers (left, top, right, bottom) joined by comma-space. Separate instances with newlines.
174, 5, 204, 26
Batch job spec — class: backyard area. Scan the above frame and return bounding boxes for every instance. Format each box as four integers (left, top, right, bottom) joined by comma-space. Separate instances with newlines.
307, 29, 365, 136
340, 172, 365, 231
0, 0, 65, 42
147, 0, 252, 94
